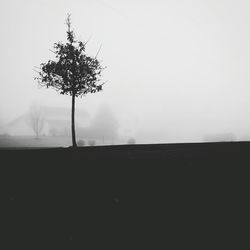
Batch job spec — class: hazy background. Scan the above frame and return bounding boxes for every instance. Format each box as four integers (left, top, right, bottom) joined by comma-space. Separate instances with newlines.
1, 0, 250, 144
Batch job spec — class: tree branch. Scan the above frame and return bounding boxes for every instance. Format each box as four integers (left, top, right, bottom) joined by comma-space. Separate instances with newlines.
95, 44, 102, 59
49, 49, 56, 54
84, 35, 93, 46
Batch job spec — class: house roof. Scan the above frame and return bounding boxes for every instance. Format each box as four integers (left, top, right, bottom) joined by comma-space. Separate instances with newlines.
7, 106, 90, 127
43, 106, 89, 119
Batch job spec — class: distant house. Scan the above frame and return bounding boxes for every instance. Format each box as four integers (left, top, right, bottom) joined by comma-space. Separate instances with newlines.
6, 106, 90, 136
7, 114, 34, 136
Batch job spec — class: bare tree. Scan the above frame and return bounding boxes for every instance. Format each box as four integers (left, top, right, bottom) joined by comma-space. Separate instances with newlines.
29, 103, 45, 138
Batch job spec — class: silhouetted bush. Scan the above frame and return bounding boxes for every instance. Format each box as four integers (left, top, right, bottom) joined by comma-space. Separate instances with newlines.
88, 140, 96, 146
127, 138, 136, 144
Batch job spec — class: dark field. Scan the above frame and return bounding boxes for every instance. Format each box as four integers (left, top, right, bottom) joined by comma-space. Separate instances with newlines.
1, 142, 249, 248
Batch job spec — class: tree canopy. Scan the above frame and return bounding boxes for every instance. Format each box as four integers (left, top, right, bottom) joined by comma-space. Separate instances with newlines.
35, 14, 104, 97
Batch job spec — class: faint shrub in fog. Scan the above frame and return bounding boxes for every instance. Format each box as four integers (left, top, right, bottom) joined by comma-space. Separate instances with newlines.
88, 139, 96, 146
77, 104, 119, 144
127, 138, 136, 144
203, 133, 237, 142
90, 105, 119, 140
77, 139, 85, 146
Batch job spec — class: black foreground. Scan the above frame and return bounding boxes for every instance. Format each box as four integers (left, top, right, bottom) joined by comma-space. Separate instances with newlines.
1, 142, 249, 249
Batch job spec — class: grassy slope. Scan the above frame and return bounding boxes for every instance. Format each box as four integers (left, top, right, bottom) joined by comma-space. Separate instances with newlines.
1, 142, 249, 248
0, 135, 72, 148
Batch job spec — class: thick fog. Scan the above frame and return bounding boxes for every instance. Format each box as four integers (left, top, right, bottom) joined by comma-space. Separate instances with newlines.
1, 0, 250, 145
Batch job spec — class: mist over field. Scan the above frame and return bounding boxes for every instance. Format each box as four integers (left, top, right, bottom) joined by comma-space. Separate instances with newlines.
1, 3, 249, 246
1, 0, 250, 146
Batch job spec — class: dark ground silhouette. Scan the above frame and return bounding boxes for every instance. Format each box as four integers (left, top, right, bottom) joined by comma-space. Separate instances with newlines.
1, 142, 249, 248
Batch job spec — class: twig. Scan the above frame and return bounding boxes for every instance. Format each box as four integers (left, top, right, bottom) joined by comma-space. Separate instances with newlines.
49, 49, 56, 54
84, 35, 93, 46
95, 44, 102, 59
101, 80, 108, 85
33, 68, 40, 74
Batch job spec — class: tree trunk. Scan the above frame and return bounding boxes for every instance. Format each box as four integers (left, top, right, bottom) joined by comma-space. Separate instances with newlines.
71, 93, 77, 147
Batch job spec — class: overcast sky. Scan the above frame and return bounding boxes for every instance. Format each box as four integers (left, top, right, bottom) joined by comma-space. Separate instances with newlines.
1, 0, 250, 143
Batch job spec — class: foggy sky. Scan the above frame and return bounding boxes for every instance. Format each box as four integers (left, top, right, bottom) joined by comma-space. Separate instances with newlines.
1, 0, 250, 143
